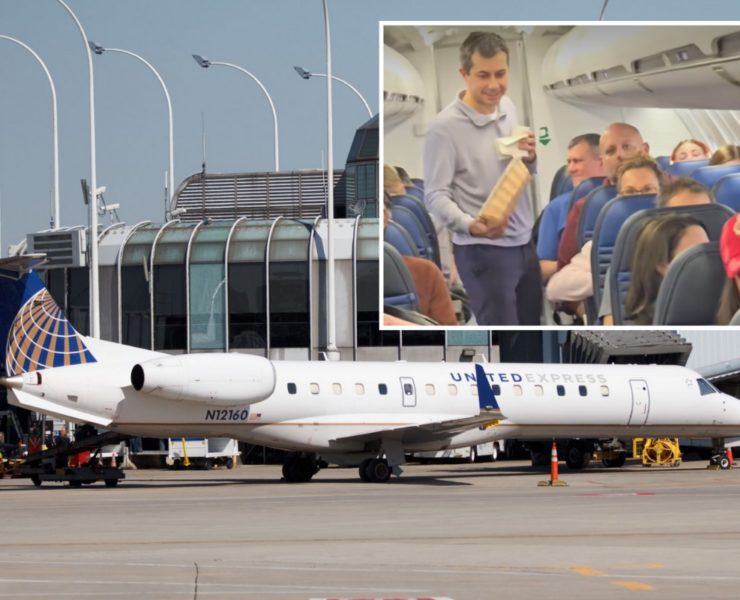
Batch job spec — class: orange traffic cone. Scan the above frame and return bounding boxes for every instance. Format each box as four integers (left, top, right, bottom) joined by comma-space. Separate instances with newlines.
110, 452, 117, 469
728, 448, 734, 466
539, 442, 567, 487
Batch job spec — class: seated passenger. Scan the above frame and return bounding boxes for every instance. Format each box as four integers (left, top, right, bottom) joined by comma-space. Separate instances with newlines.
599, 178, 715, 325
717, 214, 740, 325
395, 166, 414, 187
709, 145, 740, 166
384, 164, 407, 197
625, 215, 709, 325
670, 139, 710, 164
537, 133, 604, 284
557, 123, 650, 273
383, 193, 458, 325
547, 153, 663, 310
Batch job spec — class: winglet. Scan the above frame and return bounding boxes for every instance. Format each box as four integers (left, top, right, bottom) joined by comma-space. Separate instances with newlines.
475, 364, 499, 412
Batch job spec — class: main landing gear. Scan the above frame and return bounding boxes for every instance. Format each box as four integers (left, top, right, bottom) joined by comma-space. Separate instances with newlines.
358, 458, 392, 483
282, 452, 320, 483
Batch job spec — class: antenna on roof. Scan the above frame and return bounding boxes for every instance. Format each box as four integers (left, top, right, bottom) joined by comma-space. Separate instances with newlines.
599, 0, 609, 20
201, 111, 207, 175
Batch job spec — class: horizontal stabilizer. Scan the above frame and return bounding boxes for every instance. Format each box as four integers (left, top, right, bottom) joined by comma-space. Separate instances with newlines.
0, 254, 47, 279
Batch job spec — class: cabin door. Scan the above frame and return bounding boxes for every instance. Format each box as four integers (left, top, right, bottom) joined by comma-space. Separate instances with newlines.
400, 377, 417, 408
628, 380, 650, 427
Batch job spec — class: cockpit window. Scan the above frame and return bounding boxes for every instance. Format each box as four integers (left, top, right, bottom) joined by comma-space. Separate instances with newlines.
697, 379, 716, 396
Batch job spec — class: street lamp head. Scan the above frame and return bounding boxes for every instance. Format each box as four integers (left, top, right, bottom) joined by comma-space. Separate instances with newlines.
192, 54, 211, 68
294, 66, 311, 79
88, 40, 105, 55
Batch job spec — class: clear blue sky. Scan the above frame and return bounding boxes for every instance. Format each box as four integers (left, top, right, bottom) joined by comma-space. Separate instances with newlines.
1, 1, 739, 251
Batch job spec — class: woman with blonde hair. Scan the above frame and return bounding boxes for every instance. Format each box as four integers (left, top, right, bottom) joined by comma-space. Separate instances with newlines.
709, 145, 740, 166
384, 165, 406, 197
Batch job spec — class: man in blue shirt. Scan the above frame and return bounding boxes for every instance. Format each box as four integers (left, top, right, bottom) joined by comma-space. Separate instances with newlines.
537, 134, 604, 283
423, 32, 539, 325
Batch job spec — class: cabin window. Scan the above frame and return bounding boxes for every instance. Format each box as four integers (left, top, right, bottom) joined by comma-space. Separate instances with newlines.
426, 384, 436, 396
310, 383, 319, 395
492, 384, 501, 396
556, 385, 565, 397
287, 383, 297, 395
333, 383, 342, 395
579, 385, 587, 397
697, 379, 716, 396
513, 385, 522, 396
448, 384, 458, 396
535, 385, 543, 396
355, 384, 365, 395
471, 384, 478, 396
601, 385, 610, 397
378, 384, 387, 395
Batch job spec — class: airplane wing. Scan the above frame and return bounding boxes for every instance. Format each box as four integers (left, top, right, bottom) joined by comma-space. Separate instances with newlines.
327, 364, 502, 444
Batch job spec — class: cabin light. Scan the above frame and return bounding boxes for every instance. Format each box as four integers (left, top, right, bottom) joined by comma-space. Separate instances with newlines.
676, 50, 690, 62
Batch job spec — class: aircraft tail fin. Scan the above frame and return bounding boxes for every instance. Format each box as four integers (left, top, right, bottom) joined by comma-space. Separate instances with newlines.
475, 364, 501, 413
0, 255, 96, 376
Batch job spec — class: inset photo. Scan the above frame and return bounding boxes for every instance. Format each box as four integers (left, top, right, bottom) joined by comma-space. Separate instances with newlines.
381, 23, 740, 328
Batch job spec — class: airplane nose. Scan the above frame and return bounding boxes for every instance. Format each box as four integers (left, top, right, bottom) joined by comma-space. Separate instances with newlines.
0, 375, 23, 390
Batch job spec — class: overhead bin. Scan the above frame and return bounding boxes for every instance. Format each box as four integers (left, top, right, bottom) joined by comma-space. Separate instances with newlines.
542, 26, 740, 109
383, 44, 425, 130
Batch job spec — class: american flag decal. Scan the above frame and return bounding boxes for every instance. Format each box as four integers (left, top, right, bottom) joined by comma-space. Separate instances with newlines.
248, 412, 261, 421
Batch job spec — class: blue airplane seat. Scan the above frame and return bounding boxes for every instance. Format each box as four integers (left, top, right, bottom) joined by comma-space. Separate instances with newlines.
666, 159, 710, 177
610, 203, 734, 325
558, 173, 574, 199
653, 242, 724, 325
656, 156, 671, 171
550, 165, 568, 201
390, 205, 434, 261
589, 194, 656, 323
575, 185, 618, 251
567, 177, 606, 214
391, 194, 442, 268
383, 242, 419, 312
714, 174, 740, 212
411, 178, 424, 189
404, 186, 424, 203
384, 221, 420, 259
691, 164, 740, 190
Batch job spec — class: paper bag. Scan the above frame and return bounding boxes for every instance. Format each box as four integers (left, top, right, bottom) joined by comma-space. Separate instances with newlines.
478, 157, 532, 224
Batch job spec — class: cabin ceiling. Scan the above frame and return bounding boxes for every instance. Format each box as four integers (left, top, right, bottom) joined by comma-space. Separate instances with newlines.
383, 25, 574, 53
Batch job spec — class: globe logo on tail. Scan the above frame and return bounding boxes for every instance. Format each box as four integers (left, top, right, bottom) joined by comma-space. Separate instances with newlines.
5, 289, 95, 376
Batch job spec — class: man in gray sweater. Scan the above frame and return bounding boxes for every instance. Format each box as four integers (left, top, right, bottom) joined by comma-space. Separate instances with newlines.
423, 31, 541, 325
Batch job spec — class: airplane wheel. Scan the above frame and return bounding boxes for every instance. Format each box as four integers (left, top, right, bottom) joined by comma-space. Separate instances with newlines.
31, 475, 42, 487
359, 458, 373, 482
282, 457, 296, 481
603, 454, 627, 468
104, 479, 119, 488
285, 457, 316, 483
719, 455, 732, 470
565, 446, 592, 470
69, 480, 83, 488
226, 458, 235, 470
467, 447, 477, 463
365, 459, 391, 483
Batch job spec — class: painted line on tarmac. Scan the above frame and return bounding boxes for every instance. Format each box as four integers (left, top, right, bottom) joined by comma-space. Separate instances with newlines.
611, 581, 656, 591
577, 492, 657, 497
0, 578, 425, 593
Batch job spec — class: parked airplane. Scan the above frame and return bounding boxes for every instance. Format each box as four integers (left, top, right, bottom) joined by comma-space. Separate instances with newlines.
2, 256, 739, 483
383, 24, 740, 326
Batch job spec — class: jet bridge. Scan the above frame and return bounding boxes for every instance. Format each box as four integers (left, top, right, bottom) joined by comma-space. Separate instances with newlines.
563, 331, 692, 366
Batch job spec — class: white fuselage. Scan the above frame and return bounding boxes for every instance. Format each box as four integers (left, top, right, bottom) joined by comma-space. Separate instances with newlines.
7, 337, 740, 455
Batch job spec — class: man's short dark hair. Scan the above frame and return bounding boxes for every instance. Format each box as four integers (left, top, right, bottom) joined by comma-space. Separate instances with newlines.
460, 32, 509, 74
658, 177, 715, 207
568, 133, 600, 151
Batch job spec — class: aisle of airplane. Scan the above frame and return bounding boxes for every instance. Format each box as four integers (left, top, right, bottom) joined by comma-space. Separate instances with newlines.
382, 24, 740, 327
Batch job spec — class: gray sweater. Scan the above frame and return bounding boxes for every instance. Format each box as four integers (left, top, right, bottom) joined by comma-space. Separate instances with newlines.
423, 92, 536, 247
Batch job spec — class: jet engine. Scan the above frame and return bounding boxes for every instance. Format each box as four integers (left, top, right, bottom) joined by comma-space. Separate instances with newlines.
131, 353, 276, 406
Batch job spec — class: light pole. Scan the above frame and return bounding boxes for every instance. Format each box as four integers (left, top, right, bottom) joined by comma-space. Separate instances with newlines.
293, 66, 372, 119
600, 0, 610, 19
322, 0, 339, 360
0, 36, 60, 230
192, 55, 279, 172
89, 41, 175, 212
56, 0, 100, 339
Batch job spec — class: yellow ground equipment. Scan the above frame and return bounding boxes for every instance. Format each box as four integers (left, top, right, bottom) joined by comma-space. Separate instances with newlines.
633, 438, 682, 467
